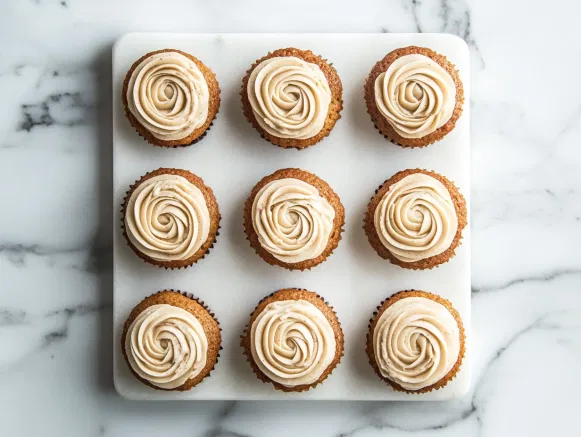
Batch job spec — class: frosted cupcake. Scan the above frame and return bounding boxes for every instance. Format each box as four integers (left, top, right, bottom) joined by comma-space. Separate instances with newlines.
241, 288, 343, 392
121, 168, 220, 269
363, 169, 466, 270
122, 49, 220, 147
243, 168, 345, 270
241, 48, 343, 149
366, 290, 465, 393
121, 290, 221, 391
364, 46, 464, 148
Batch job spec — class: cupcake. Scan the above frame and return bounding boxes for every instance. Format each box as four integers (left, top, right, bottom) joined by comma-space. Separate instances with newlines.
241, 48, 343, 149
122, 49, 220, 147
364, 46, 464, 148
366, 290, 465, 393
243, 168, 344, 270
363, 169, 466, 270
121, 290, 221, 391
241, 288, 343, 392
121, 168, 220, 269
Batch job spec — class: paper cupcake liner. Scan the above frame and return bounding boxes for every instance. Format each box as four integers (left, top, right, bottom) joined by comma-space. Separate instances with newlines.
239, 50, 343, 150
242, 221, 345, 272
242, 168, 345, 271
120, 169, 221, 270
121, 289, 222, 392
240, 288, 344, 393
124, 108, 218, 149
366, 289, 466, 394
362, 168, 466, 270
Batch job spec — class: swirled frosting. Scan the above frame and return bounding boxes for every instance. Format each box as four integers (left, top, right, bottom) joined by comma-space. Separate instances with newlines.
250, 299, 336, 387
125, 304, 208, 389
373, 296, 460, 391
374, 54, 456, 138
126, 51, 209, 141
374, 173, 457, 262
247, 56, 332, 139
125, 174, 210, 261
251, 178, 335, 263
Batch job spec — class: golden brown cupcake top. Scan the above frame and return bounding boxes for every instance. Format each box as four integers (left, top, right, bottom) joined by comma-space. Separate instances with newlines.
374, 171, 458, 263
372, 293, 461, 391
374, 53, 456, 139
126, 51, 209, 141
124, 303, 209, 389
246, 56, 332, 139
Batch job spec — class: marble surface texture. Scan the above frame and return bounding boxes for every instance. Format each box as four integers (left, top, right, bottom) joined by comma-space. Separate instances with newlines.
0, 0, 579, 436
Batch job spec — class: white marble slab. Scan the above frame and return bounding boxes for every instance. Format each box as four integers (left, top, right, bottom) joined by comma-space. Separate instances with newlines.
113, 33, 471, 401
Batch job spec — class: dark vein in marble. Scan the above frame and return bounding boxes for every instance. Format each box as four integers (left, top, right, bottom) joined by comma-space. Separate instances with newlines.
201, 401, 244, 437
19, 92, 93, 132
0, 309, 28, 326
203, 431, 252, 437
337, 312, 564, 437
472, 268, 581, 293
41, 303, 111, 348
411, 0, 423, 32
0, 240, 112, 273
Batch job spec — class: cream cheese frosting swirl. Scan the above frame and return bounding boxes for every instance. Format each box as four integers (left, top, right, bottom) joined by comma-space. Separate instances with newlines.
251, 178, 335, 263
125, 304, 208, 389
125, 174, 210, 262
247, 56, 332, 139
251, 299, 336, 387
127, 51, 209, 141
373, 296, 460, 391
374, 54, 456, 138
374, 173, 457, 262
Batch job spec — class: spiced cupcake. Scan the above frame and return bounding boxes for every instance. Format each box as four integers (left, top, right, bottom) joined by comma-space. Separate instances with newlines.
122, 49, 220, 147
366, 290, 465, 393
241, 288, 343, 392
243, 168, 344, 270
121, 168, 220, 269
365, 46, 464, 148
241, 48, 343, 149
363, 169, 466, 270
121, 290, 221, 391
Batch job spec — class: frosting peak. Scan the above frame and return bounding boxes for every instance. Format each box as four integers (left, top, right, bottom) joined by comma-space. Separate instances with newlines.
125, 174, 211, 262
374, 54, 456, 138
125, 304, 208, 389
373, 296, 460, 391
247, 56, 331, 139
126, 51, 209, 141
251, 177, 335, 263
374, 172, 457, 262
250, 299, 336, 387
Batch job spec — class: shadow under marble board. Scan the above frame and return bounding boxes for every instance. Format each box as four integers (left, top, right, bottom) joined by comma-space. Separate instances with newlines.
112, 33, 471, 400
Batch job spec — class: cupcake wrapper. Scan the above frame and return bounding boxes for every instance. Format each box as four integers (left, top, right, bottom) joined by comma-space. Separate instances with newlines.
240, 51, 343, 151
240, 288, 344, 392
125, 108, 218, 148
120, 169, 221, 270
362, 168, 466, 271
121, 289, 222, 392
366, 290, 466, 394
242, 222, 345, 272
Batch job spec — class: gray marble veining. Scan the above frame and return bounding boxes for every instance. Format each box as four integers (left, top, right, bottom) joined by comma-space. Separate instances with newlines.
1, 0, 580, 435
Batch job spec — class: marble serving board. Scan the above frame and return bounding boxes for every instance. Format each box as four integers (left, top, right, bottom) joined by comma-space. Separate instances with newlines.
112, 33, 471, 401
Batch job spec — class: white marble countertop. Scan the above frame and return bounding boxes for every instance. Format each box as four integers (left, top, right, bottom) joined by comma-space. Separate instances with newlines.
1, 0, 579, 436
